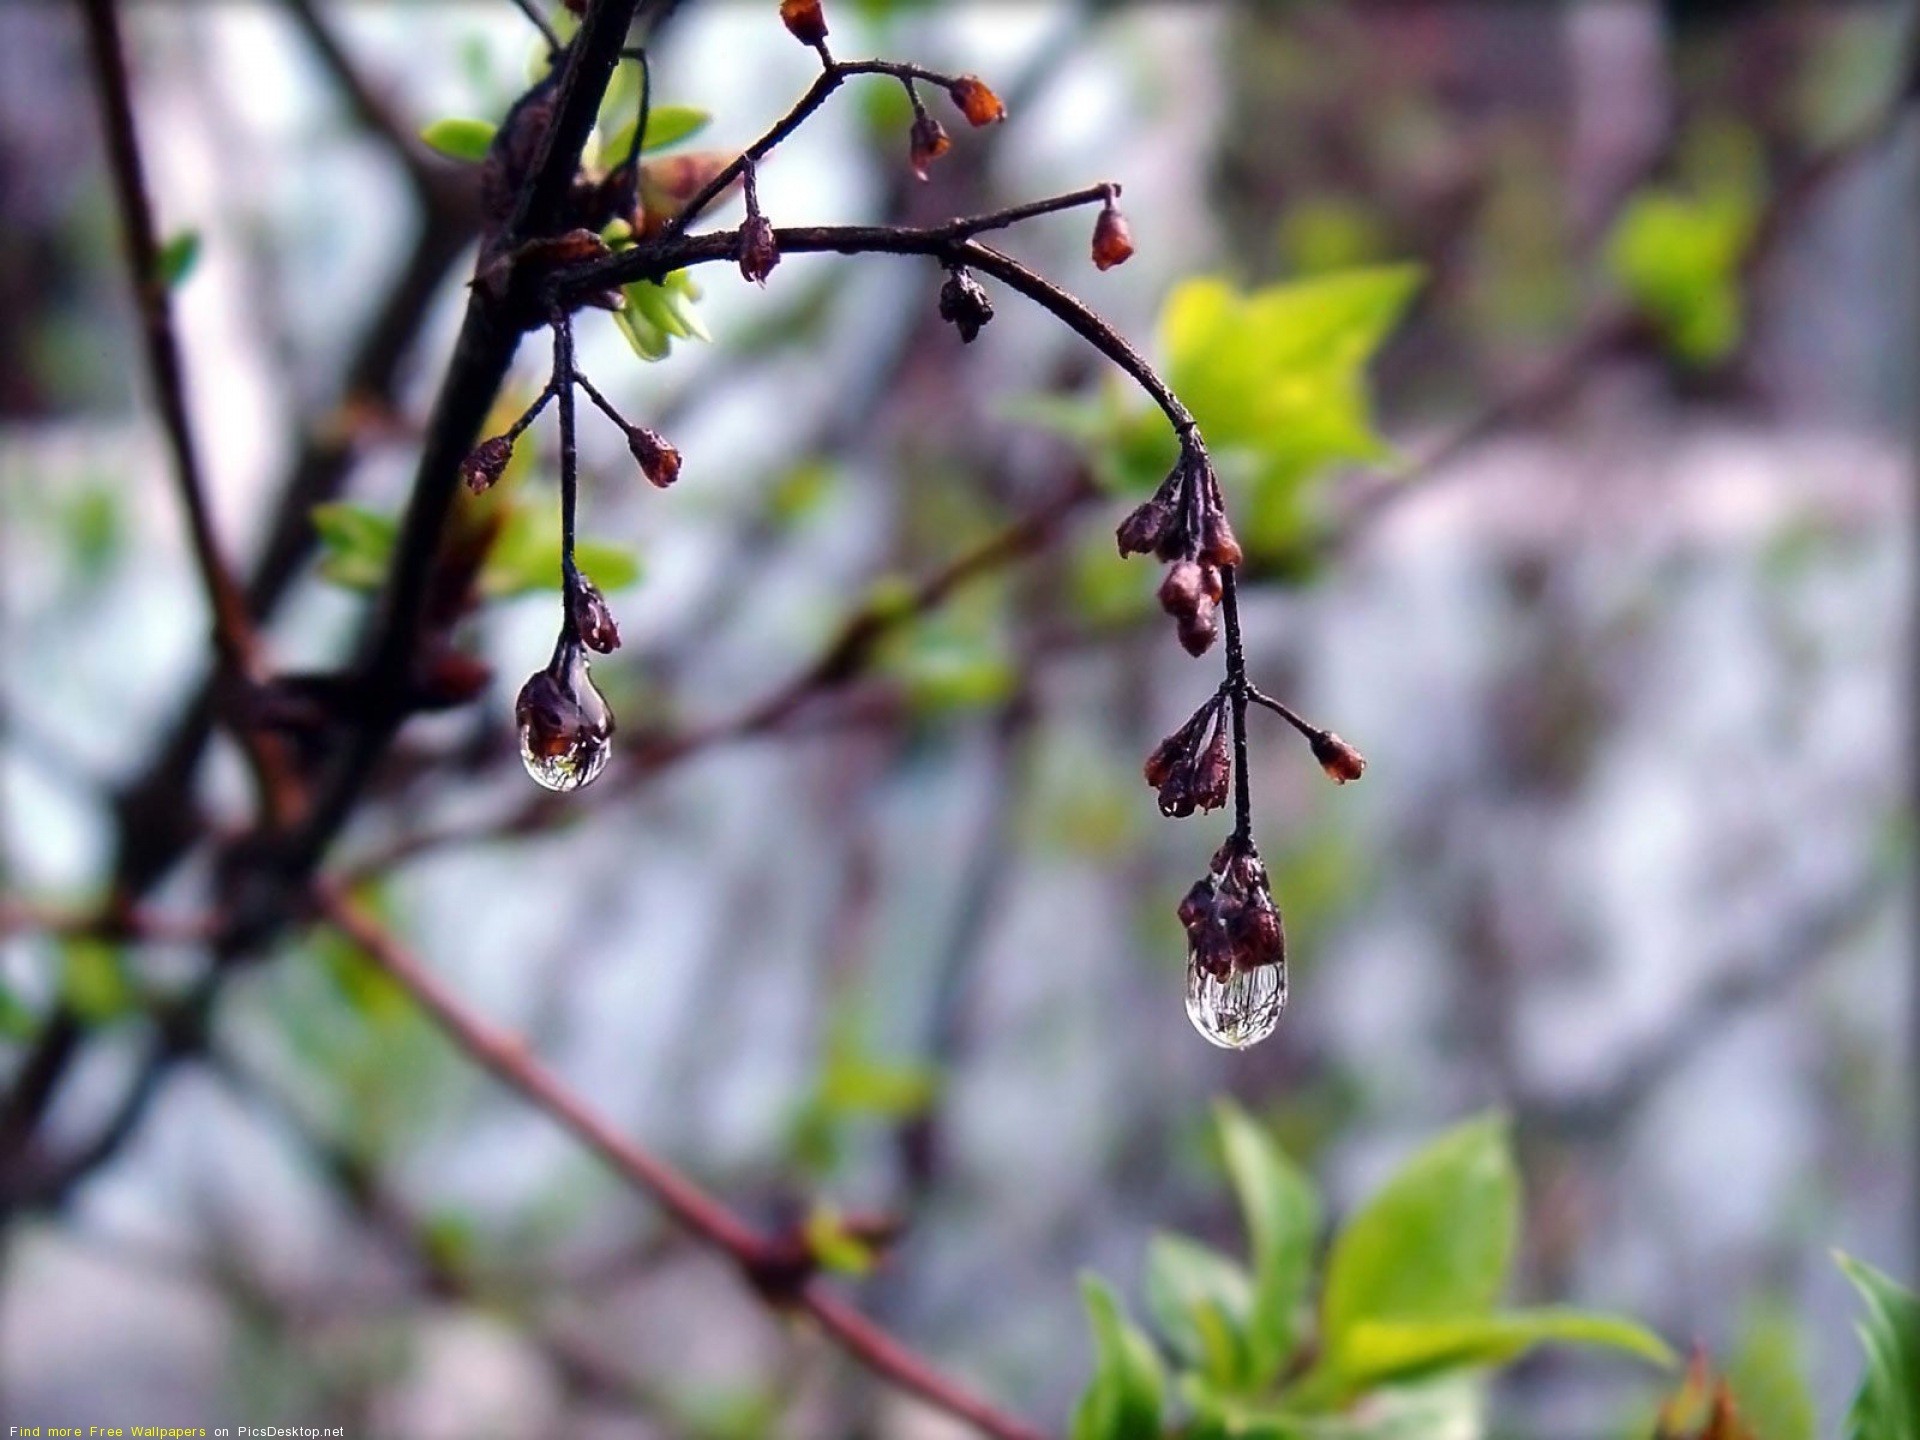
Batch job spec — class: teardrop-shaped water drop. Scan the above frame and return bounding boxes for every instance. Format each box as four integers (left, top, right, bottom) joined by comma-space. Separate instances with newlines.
520, 714, 611, 791
1185, 953, 1285, 1049
516, 648, 614, 792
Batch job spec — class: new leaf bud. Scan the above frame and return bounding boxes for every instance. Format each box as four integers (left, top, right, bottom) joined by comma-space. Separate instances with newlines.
947, 75, 1007, 127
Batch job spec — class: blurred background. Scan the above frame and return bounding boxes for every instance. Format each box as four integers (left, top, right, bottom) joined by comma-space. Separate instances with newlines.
0, 1, 1913, 1437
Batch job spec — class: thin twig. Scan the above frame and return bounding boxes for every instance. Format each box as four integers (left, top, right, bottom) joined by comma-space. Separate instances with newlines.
80, 0, 260, 683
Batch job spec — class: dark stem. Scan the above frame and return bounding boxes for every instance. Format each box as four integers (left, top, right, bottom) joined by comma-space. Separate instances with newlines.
553, 309, 580, 597
1220, 565, 1252, 846
80, 0, 258, 681
509, 0, 564, 54
657, 55, 975, 241
1246, 686, 1324, 744
620, 45, 651, 177
559, 226, 1195, 439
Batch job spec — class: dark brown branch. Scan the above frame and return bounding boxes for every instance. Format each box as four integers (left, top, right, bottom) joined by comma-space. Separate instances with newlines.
281, 0, 445, 202
244, 0, 647, 925
656, 55, 980, 241
314, 886, 1049, 1440
79, 0, 260, 685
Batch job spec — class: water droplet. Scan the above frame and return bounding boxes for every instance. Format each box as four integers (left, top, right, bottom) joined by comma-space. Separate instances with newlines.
1185, 952, 1285, 1049
516, 647, 614, 792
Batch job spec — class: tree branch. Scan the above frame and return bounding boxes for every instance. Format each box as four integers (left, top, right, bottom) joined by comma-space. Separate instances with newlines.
313, 884, 1049, 1440
80, 0, 261, 684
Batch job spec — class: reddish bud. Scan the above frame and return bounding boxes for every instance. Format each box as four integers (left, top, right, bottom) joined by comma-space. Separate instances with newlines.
908, 113, 950, 181
569, 573, 622, 654
460, 435, 514, 494
1091, 205, 1135, 271
1116, 499, 1170, 558
1198, 510, 1243, 570
739, 212, 780, 285
1228, 900, 1286, 972
1177, 878, 1215, 931
779, 0, 828, 46
628, 426, 681, 488
1158, 561, 1208, 619
947, 75, 1006, 127
1311, 731, 1366, 784
1194, 721, 1230, 812
1177, 608, 1220, 657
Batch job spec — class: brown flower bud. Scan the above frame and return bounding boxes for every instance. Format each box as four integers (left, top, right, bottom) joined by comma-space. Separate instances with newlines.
1116, 499, 1170, 558
739, 212, 780, 285
779, 0, 828, 46
1311, 731, 1367, 784
1193, 720, 1230, 812
1228, 900, 1286, 972
1177, 607, 1220, 657
628, 426, 681, 488
460, 435, 514, 494
1091, 204, 1135, 271
569, 573, 622, 654
947, 75, 1006, 127
1159, 560, 1208, 620
1144, 699, 1217, 790
937, 269, 994, 343
1198, 509, 1243, 570
1176, 878, 1215, 932
908, 113, 950, 181
1190, 921, 1235, 982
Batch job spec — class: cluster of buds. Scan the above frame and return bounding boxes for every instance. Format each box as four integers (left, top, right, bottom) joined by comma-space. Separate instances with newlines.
1143, 691, 1230, 817
1179, 838, 1285, 983
1116, 440, 1242, 654
937, 267, 994, 343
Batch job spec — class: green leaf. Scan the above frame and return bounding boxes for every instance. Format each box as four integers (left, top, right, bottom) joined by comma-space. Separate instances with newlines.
1158, 265, 1420, 554
419, 117, 497, 163
1216, 1101, 1322, 1385
1605, 183, 1757, 365
311, 502, 397, 591
802, 1206, 876, 1277
1727, 1299, 1819, 1440
1071, 1275, 1165, 1440
1145, 1233, 1255, 1388
602, 103, 711, 164
1335, 1309, 1673, 1391
1183, 1374, 1482, 1440
61, 939, 133, 1024
482, 504, 641, 598
1319, 1115, 1518, 1355
816, 1053, 938, 1118
155, 229, 201, 290
613, 303, 672, 361
1837, 1252, 1920, 1440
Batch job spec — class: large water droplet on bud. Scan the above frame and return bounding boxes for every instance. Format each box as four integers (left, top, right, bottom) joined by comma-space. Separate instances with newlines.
516, 645, 614, 792
1185, 953, 1285, 1049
